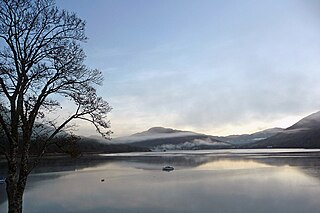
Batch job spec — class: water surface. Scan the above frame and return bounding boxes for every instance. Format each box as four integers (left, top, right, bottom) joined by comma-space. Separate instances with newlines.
1, 149, 320, 212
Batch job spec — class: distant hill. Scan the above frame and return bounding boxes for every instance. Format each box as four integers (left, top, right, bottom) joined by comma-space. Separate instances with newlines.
75, 138, 150, 153
33, 124, 151, 154
249, 111, 320, 148
111, 127, 231, 150
0, 107, 149, 155
28, 137, 149, 155
0, 125, 149, 156
111, 127, 199, 143
35, 124, 151, 153
4, 111, 320, 153
216, 128, 284, 145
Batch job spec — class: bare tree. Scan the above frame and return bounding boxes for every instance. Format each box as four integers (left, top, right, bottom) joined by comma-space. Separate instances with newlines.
0, 0, 112, 212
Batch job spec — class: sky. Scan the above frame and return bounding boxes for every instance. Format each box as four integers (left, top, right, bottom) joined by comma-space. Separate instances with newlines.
56, 0, 320, 137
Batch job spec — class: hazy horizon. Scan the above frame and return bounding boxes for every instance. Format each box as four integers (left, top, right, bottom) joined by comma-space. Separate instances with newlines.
56, 0, 320, 137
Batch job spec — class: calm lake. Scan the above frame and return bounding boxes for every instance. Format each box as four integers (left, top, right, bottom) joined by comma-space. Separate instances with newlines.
1, 149, 320, 213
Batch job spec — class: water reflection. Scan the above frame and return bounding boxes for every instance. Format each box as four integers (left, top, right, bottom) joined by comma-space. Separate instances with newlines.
195, 159, 272, 170
0, 150, 320, 212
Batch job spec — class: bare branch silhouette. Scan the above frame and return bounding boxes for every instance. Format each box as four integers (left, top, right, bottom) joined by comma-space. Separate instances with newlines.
0, 0, 112, 212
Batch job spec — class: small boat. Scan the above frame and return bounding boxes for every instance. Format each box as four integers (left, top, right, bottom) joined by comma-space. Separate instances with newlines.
162, 166, 174, 172
0, 177, 5, 184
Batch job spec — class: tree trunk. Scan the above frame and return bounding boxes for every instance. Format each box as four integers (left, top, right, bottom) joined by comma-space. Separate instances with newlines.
6, 155, 28, 213
6, 177, 26, 213
7, 195, 23, 213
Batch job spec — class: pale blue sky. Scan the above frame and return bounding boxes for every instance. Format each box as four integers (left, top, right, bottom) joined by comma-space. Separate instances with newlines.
56, 0, 320, 137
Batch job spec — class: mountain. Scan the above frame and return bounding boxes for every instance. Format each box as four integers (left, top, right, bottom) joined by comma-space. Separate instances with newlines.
112, 127, 199, 143
216, 128, 284, 145
249, 111, 320, 148
75, 137, 150, 153
111, 127, 231, 150
0, 124, 149, 156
